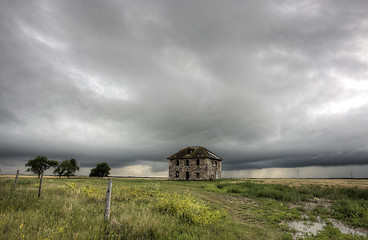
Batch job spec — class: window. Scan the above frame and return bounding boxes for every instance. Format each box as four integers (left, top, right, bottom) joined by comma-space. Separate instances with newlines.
215, 161, 218, 168
196, 172, 200, 178
176, 160, 179, 166
196, 159, 200, 165
176, 171, 179, 178
186, 160, 189, 166
187, 149, 192, 154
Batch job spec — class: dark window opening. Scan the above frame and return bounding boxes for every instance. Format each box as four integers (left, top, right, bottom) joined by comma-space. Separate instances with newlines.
186, 160, 189, 166
186, 171, 190, 180
187, 149, 193, 154
176, 160, 179, 166
196, 172, 200, 178
196, 159, 200, 165
215, 161, 218, 168
175, 171, 179, 178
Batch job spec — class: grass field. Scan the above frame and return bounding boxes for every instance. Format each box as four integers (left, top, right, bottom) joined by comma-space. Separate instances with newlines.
1, 176, 368, 239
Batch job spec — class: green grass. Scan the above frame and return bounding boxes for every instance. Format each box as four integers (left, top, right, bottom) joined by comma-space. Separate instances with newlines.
213, 181, 368, 202
207, 180, 368, 229
0, 178, 255, 239
332, 199, 368, 228
1, 177, 368, 239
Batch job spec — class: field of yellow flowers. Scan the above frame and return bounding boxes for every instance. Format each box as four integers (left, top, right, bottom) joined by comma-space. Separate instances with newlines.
0, 177, 244, 239
1, 176, 368, 239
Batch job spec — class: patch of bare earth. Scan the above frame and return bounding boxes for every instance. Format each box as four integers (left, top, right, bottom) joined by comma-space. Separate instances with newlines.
290, 198, 332, 210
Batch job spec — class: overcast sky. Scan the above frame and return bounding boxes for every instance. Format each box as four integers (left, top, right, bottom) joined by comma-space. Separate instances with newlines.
1, 0, 368, 177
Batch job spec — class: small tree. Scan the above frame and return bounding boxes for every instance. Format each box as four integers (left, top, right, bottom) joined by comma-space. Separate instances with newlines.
25, 156, 58, 178
53, 159, 80, 178
89, 162, 111, 177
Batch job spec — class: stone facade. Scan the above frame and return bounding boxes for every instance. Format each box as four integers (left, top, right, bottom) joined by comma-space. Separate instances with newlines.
167, 146, 222, 180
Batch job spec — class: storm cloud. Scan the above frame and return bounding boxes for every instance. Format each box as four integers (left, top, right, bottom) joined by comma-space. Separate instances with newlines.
1, 0, 368, 176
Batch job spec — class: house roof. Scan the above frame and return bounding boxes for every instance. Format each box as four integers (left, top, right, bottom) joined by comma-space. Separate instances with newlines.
167, 146, 222, 160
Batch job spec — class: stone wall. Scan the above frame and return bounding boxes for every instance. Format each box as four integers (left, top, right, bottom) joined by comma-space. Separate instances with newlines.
169, 158, 222, 180
207, 158, 222, 179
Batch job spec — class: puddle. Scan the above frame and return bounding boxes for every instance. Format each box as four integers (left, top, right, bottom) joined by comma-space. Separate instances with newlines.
288, 218, 367, 239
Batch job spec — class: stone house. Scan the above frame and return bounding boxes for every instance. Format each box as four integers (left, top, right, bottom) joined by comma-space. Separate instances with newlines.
167, 146, 222, 180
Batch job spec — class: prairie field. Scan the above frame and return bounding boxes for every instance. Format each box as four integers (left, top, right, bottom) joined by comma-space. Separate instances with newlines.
1, 176, 368, 240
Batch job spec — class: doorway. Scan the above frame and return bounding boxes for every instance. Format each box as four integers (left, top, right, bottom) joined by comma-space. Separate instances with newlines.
186, 172, 189, 180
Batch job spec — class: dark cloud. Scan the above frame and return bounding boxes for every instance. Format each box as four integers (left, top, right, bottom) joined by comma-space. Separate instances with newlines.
1, 0, 368, 176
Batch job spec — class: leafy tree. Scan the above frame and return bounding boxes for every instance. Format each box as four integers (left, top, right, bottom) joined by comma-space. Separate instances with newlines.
53, 158, 80, 178
65, 158, 80, 178
25, 156, 58, 178
53, 161, 67, 178
89, 162, 111, 177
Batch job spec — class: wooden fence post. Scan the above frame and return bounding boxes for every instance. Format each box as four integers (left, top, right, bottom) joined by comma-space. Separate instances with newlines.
38, 172, 44, 198
14, 170, 19, 189
104, 178, 112, 220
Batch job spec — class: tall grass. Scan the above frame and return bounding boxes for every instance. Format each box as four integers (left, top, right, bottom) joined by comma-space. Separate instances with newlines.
2, 177, 367, 239
0, 177, 244, 239
332, 200, 368, 228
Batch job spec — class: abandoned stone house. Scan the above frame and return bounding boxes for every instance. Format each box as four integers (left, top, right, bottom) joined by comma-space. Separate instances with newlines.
167, 146, 222, 180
